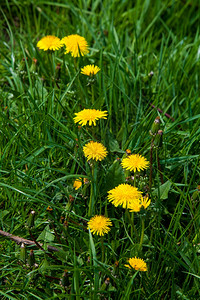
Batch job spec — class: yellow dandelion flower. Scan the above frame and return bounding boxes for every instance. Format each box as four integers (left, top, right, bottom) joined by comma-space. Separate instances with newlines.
125, 257, 147, 272
74, 109, 108, 126
83, 141, 108, 161
121, 154, 149, 172
73, 178, 82, 190
37, 35, 61, 51
107, 184, 142, 209
128, 200, 142, 212
61, 34, 89, 57
140, 196, 151, 209
81, 64, 100, 76
87, 215, 112, 236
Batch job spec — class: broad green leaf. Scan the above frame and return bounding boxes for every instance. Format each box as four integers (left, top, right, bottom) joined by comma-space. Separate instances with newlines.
37, 225, 55, 242
102, 160, 125, 194
152, 180, 172, 200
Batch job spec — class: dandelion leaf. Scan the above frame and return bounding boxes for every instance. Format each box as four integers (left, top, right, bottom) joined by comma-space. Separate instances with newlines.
37, 224, 55, 242
105, 130, 124, 153
102, 160, 125, 194
153, 180, 172, 200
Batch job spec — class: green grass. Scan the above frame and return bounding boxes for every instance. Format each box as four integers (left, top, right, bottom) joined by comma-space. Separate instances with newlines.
0, 0, 200, 299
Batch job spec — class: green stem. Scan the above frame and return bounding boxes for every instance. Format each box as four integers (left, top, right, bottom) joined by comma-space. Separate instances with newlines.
155, 149, 161, 201
133, 171, 136, 187
91, 84, 95, 105
101, 236, 105, 262
74, 57, 77, 70
149, 139, 154, 190
156, 148, 164, 184
138, 217, 145, 252
131, 212, 134, 238
88, 162, 97, 217
126, 209, 138, 240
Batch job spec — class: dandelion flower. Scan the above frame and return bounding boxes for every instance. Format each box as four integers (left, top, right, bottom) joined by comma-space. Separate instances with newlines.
61, 34, 89, 57
83, 141, 108, 161
87, 215, 112, 236
73, 178, 82, 190
140, 196, 151, 209
107, 184, 142, 209
37, 35, 61, 51
128, 200, 142, 212
125, 257, 147, 272
121, 154, 149, 172
81, 65, 100, 76
74, 109, 108, 126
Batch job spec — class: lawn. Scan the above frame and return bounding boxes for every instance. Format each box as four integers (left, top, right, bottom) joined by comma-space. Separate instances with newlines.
0, 0, 200, 299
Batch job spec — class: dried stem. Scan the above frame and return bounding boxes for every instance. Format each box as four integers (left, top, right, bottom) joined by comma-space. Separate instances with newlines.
0, 229, 59, 252
28, 229, 61, 262
149, 139, 154, 189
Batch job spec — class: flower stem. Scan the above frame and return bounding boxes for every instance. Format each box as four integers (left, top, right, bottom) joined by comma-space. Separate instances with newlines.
131, 212, 134, 238
133, 171, 137, 187
155, 149, 161, 200
88, 162, 97, 217
91, 84, 95, 105
126, 209, 138, 240
149, 139, 154, 189
156, 148, 164, 184
101, 236, 105, 262
138, 217, 145, 252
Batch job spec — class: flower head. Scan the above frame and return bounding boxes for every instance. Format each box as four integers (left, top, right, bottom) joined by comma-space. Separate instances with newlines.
61, 34, 89, 57
140, 196, 151, 209
125, 257, 147, 272
121, 154, 149, 172
83, 141, 107, 161
81, 65, 100, 76
107, 184, 142, 209
128, 200, 142, 212
37, 35, 61, 51
74, 109, 108, 126
73, 178, 82, 190
87, 215, 112, 236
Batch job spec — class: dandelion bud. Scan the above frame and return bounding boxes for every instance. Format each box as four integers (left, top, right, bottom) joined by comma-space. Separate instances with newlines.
126, 149, 132, 156
150, 116, 160, 136
33, 58, 37, 64
28, 249, 35, 267
60, 216, 65, 223
27, 210, 35, 228
56, 63, 61, 70
84, 178, 89, 185
20, 243, 27, 263
113, 261, 119, 275
63, 220, 68, 228
153, 130, 163, 148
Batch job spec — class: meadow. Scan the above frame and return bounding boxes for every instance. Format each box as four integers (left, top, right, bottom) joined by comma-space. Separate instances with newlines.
0, 0, 200, 299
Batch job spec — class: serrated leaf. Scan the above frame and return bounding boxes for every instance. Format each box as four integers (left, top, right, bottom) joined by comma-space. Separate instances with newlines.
37, 225, 55, 242
153, 180, 172, 200
105, 130, 124, 153
102, 160, 125, 194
